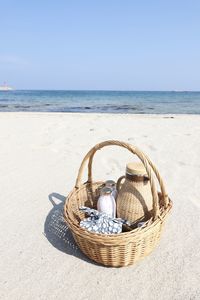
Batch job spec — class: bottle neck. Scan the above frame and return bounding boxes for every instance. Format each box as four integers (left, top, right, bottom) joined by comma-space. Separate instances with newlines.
101, 193, 112, 197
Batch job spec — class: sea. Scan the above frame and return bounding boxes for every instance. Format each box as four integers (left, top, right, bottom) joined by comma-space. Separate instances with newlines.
0, 90, 200, 114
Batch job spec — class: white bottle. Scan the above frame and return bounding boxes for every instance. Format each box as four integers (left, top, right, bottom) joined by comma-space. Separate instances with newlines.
97, 187, 116, 218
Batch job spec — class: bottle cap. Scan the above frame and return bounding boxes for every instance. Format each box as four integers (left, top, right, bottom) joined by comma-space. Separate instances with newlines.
105, 180, 116, 187
100, 187, 112, 195
126, 162, 147, 176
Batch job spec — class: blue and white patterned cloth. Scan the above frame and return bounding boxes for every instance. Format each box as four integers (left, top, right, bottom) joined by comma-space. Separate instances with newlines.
79, 206, 130, 234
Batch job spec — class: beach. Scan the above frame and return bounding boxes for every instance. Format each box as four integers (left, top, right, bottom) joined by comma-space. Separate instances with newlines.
0, 112, 200, 300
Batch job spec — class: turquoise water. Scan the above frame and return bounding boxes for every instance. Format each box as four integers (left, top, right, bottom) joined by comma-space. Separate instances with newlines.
0, 90, 200, 113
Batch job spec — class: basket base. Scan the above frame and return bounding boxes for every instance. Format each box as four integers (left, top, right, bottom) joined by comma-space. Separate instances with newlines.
72, 232, 161, 267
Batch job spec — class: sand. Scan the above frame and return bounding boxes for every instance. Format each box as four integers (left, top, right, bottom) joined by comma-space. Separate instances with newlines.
0, 112, 200, 300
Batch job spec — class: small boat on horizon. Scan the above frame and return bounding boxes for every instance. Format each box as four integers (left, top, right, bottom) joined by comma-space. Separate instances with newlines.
0, 83, 14, 91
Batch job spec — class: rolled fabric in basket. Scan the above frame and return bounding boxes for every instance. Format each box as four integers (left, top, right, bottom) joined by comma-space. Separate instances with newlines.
79, 206, 130, 234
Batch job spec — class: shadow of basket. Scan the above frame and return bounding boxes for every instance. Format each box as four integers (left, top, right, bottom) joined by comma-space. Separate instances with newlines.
44, 192, 95, 264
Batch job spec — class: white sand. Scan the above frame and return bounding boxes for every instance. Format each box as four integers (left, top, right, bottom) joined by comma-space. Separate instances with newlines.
0, 112, 200, 300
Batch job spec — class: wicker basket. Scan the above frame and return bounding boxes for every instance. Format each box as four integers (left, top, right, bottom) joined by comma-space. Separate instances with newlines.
64, 140, 172, 267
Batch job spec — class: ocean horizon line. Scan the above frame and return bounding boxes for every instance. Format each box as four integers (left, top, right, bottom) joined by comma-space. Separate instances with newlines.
7, 89, 200, 92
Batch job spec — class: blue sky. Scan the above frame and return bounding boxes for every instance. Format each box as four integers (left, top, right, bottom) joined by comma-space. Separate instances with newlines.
0, 0, 200, 90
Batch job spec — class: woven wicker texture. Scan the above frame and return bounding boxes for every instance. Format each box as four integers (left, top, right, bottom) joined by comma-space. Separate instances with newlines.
116, 167, 153, 223
64, 140, 172, 267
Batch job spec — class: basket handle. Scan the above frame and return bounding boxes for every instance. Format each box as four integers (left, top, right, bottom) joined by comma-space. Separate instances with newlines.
116, 175, 125, 192
75, 140, 169, 219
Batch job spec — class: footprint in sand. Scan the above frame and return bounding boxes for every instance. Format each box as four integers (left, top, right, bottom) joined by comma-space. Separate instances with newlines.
178, 161, 187, 166
148, 145, 156, 151
128, 137, 135, 142
108, 158, 122, 171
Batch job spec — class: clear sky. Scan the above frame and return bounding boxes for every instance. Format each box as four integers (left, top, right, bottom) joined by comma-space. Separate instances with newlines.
0, 0, 200, 90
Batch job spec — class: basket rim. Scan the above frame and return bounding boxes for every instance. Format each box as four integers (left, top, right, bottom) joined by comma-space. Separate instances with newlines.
64, 181, 172, 245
